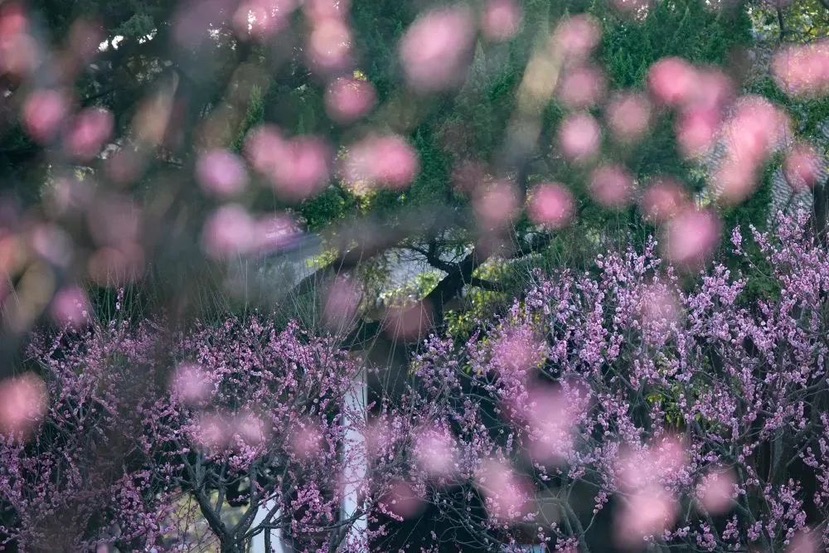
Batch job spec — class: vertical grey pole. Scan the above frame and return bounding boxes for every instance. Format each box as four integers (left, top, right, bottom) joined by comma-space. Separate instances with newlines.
341, 368, 368, 552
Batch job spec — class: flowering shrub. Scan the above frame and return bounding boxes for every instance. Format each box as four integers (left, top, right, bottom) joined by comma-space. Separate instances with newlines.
394, 211, 829, 551
0, 313, 422, 552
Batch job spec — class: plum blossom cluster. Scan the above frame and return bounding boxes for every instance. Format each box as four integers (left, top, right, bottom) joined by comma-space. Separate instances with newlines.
0, 313, 429, 552
391, 210, 829, 551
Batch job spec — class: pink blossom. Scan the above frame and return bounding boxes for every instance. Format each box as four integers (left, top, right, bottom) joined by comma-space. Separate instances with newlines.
676, 108, 721, 159
86, 195, 142, 248
661, 208, 721, 270
22, 89, 70, 144
65, 108, 114, 161
323, 275, 363, 331
303, 0, 351, 23
784, 143, 824, 192
589, 164, 634, 209
480, 0, 523, 43
382, 301, 433, 341
552, 15, 601, 62
399, 6, 476, 93
712, 159, 760, 205
473, 180, 520, 229
49, 286, 92, 329
475, 459, 534, 523
527, 183, 575, 229
722, 96, 791, 165
191, 413, 231, 454
615, 487, 679, 547
342, 135, 420, 191
414, 425, 458, 479
307, 17, 353, 73
640, 177, 689, 224
246, 127, 332, 201
558, 113, 601, 164
288, 420, 324, 460
772, 40, 829, 98
648, 57, 698, 107
380, 480, 425, 520
696, 467, 736, 515
0, 373, 47, 439
557, 65, 606, 109
324, 78, 377, 124
606, 92, 652, 144
196, 149, 249, 199
233, 0, 297, 40
171, 363, 213, 406
201, 204, 256, 260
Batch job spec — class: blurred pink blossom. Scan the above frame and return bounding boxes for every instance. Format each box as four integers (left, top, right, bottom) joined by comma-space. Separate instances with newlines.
722, 96, 790, 165
196, 149, 249, 199
473, 180, 520, 229
589, 164, 634, 209
342, 135, 419, 191
171, 363, 213, 406
557, 65, 606, 109
662, 208, 721, 270
65, 108, 114, 161
23, 89, 70, 144
552, 15, 601, 62
414, 425, 458, 479
289, 420, 324, 460
233, 411, 269, 448
640, 177, 689, 224
676, 108, 721, 159
480, 0, 523, 42
772, 40, 829, 98
0, 4, 39, 77
0, 373, 47, 439
191, 413, 231, 454
688, 69, 735, 111
105, 148, 146, 185
522, 386, 578, 465
606, 92, 652, 144
399, 5, 476, 93
491, 325, 544, 376
382, 301, 433, 341
648, 57, 697, 107
527, 183, 575, 229
30, 223, 73, 267
325, 77, 377, 124
307, 17, 353, 73
615, 487, 679, 547
304, 0, 351, 23
201, 204, 256, 260
475, 459, 534, 523
558, 113, 601, 164
323, 275, 363, 331
246, 127, 332, 201
695, 467, 736, 515
639, 281, 681, 333
49, 286, 92, 329
712, 159, 759, 205
784, 143, 823, 192
786, 530, 820, 553
380, 480, 425, 520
